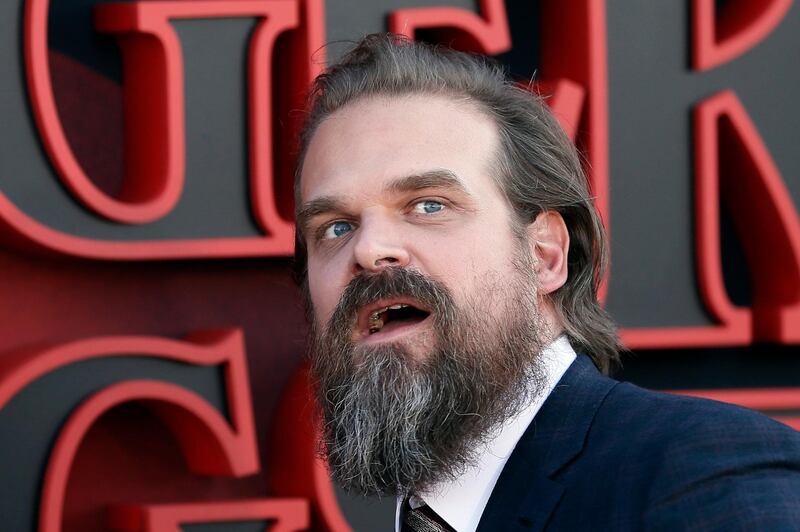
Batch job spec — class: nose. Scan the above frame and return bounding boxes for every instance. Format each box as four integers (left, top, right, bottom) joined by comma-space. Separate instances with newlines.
351, 214, 411, 273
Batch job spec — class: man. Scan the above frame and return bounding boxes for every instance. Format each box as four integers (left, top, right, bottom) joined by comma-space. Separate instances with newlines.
293, 34, 800, 531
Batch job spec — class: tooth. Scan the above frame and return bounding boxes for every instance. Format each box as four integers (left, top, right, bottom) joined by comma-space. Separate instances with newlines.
389, 304, 403, 310
368, 318, 384, 333
368, 310, 384, 334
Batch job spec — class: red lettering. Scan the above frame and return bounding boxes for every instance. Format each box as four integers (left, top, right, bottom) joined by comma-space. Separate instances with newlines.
697, 91, 800, 344
0, 330, 277, 530
267, 363, 353, 531
108, 499, 309, 531
16, 0, 324, 259
692, 0, 793, 71
388, 0, 511, 54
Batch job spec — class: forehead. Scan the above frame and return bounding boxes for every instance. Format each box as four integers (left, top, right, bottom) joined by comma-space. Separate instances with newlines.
299, 93, 501, 202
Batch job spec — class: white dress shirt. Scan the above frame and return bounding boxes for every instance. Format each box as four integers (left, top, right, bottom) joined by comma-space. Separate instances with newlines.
395, 336, 577, 532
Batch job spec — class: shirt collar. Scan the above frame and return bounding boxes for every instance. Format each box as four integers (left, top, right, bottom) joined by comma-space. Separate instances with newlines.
395, 336, 577, 532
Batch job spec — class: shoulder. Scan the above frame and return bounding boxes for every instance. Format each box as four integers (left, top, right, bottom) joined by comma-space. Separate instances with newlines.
600, 379, 799, 451
600, 379, 796, 440
598, 381, 800, 529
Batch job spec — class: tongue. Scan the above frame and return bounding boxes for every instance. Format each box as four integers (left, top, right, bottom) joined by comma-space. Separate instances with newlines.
376, 314, 426, 335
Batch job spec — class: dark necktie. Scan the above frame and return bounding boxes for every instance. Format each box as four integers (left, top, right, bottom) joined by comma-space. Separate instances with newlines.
402, 499, 456, 532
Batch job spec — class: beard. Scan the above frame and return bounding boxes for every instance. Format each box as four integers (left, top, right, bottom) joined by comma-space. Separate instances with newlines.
308, 251, 549, 497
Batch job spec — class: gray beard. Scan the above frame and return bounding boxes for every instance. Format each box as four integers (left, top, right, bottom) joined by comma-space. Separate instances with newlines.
309, 263, 548, 497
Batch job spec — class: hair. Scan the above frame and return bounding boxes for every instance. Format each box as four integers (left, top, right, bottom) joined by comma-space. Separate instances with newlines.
293, 33, 622, 373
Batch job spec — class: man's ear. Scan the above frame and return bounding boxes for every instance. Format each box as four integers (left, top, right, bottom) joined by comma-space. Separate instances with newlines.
526, 211, 569, 295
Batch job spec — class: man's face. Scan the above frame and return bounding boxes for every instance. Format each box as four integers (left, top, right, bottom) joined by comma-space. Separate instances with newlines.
297, 94, 551, 495
299, 94, 532, 359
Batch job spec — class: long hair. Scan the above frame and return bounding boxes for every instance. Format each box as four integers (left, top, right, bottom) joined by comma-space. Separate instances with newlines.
293, 34, 621, 373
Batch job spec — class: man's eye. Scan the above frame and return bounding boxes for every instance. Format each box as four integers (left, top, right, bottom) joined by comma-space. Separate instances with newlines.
322, 221, 354, 240
413, 200, 445, 215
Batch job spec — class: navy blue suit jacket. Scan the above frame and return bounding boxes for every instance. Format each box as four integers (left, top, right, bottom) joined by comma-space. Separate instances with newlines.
477, 355, 800, 531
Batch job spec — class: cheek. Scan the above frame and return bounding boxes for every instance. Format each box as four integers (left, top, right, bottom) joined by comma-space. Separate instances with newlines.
423, 221, 520, 295
306, 256, 347, 325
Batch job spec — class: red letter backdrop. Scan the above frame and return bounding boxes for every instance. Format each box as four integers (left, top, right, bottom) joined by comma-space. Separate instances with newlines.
0, 1, 797, 530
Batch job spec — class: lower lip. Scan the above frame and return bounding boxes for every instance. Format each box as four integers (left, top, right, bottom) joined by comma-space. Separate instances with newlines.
360, 316, 432, 344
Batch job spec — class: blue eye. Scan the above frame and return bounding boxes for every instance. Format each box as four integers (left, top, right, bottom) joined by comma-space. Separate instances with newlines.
414, 200, 444, 214
323, 221, 353, 239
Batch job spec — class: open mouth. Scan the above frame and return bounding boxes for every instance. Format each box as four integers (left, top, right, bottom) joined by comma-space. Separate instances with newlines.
357, 300, 432, 340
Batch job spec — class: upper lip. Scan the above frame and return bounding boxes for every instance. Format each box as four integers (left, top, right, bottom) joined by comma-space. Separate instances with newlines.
354, 297, 431, 339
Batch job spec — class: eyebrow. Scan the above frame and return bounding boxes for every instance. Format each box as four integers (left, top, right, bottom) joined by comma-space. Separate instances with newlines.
383, 169, 470, 196
296, 196, 348, 235
296, 169, 471, 233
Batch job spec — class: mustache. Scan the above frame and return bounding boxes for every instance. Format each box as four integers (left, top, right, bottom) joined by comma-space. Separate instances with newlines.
325, 267, 454, 336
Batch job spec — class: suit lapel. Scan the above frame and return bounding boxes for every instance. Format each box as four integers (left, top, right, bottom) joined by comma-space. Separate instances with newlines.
476, 355, 618, 531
